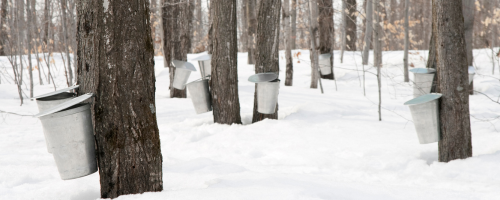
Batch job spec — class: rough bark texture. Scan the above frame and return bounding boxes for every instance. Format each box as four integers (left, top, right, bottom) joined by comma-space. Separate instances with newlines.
0, 0, 7, 56
283, 0, 293, 86
252, 0, 281, 123
345, 0, 357, 51
462, 0, 474, 95
61, 0, 73, 85
76, 0, 163, 198
246, 0, 257, 64
362, 0, 372, 65
435, 0, 472, 163
317, 0, 334, 80
308, 0, 319, 89
211, 0, 242, 125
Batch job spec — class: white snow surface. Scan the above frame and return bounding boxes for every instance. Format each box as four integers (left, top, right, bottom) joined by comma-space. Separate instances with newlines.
0, 49, 500, 200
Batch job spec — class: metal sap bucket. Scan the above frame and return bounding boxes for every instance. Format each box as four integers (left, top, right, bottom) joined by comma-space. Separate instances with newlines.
34, 94, 97, 180
193, 54, 212, 78
318, 53, 332, 75
32, 85, 79, 153
468, 66, 475, 85
172, 60, 197, 90
410, 68, 436, 98
186, 79, 212, 114
33, 85, 79, 112
249, 73, 280, 114
404, 93, 442, 144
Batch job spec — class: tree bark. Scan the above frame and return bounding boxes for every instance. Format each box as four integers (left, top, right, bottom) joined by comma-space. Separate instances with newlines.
308, 0, 319, 89
373, 0, 382, 121
435, 0, 472, 163
345, 0, 357, 51
291, 0, 297, 50
403, 0, 409, 82
0, 0, 7, 56
241, 0, 248, 51
462, 0, 475, 95
211, 0, 242, 125
283, 0, 293, 86
252, 0, 281, 123
246, 0, 257, 64
76, 0, 163, 198
60, 0, 73, 85
26, 0, 33, 98
317, 0, 334, 80
362, 0, 372, 65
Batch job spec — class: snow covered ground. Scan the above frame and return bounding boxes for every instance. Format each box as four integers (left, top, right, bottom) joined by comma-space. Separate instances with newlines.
0, 49, 499, 200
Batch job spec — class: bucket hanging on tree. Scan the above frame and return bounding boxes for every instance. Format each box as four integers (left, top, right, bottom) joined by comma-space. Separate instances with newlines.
172, 60, 197, 90
34, 94, 97, 180
248, 73, 280, 114
32, 85, 79, 153
410, 68, 436, 97
318, 53, 332, 75
404, 93, 442, 144
186, 79, 212, 114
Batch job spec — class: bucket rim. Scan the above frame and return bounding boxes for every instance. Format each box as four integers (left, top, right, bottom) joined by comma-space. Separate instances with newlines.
31, 85, 79, 100
39, 103, 90, 119
404, 93, 442, 106
468, 66, 475, 74
318, 53, 332, 60
172, 60, 197, 71
34, 93, 93, 118
248, 72, 279, 83
192, 54, 211, 61
186, 78, 209, 86
36, 92, 75, 101
409, 68, 436, 74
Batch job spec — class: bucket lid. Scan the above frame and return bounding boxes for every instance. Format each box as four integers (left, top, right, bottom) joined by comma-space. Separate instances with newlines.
33, 93, 93, 118
172, 60, 197, 71
404, 93, 442, 106
409, 68, 436, 74
31, 85, 80, 100
468, 66, 475, 74
192, 54, 212, 61
248, 73, 279, 83
318, 53, 332, 60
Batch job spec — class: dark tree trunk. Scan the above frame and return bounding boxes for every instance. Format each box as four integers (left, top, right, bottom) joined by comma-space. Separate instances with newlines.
427, 0, 438, 93
0, 0, 7, 55
252, 0, 281, 123
75, 0, 163, 198
317, 0, 334, 80
26, 0, 33, 98
283, 0, 293, 86
246, 0, 257, 64
462, 0, 475, 95
435, 0, 472, 163
241, 0, 248, 51
345, 0, 357, 51
211, 0, 242, 125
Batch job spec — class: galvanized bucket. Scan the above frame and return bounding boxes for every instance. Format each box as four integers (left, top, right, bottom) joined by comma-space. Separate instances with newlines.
404, 93, 442, 144
318, 53, 332, 75
193, 54, 212, 78
468, 66, 475, 85
410, 68, 436, 98
172, 60, 197, 90
32, 85, 79, 153
34, 94, 97, 180
257, 80, 280, 114
186, 79, 212, 114
248, 73, 280, 114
